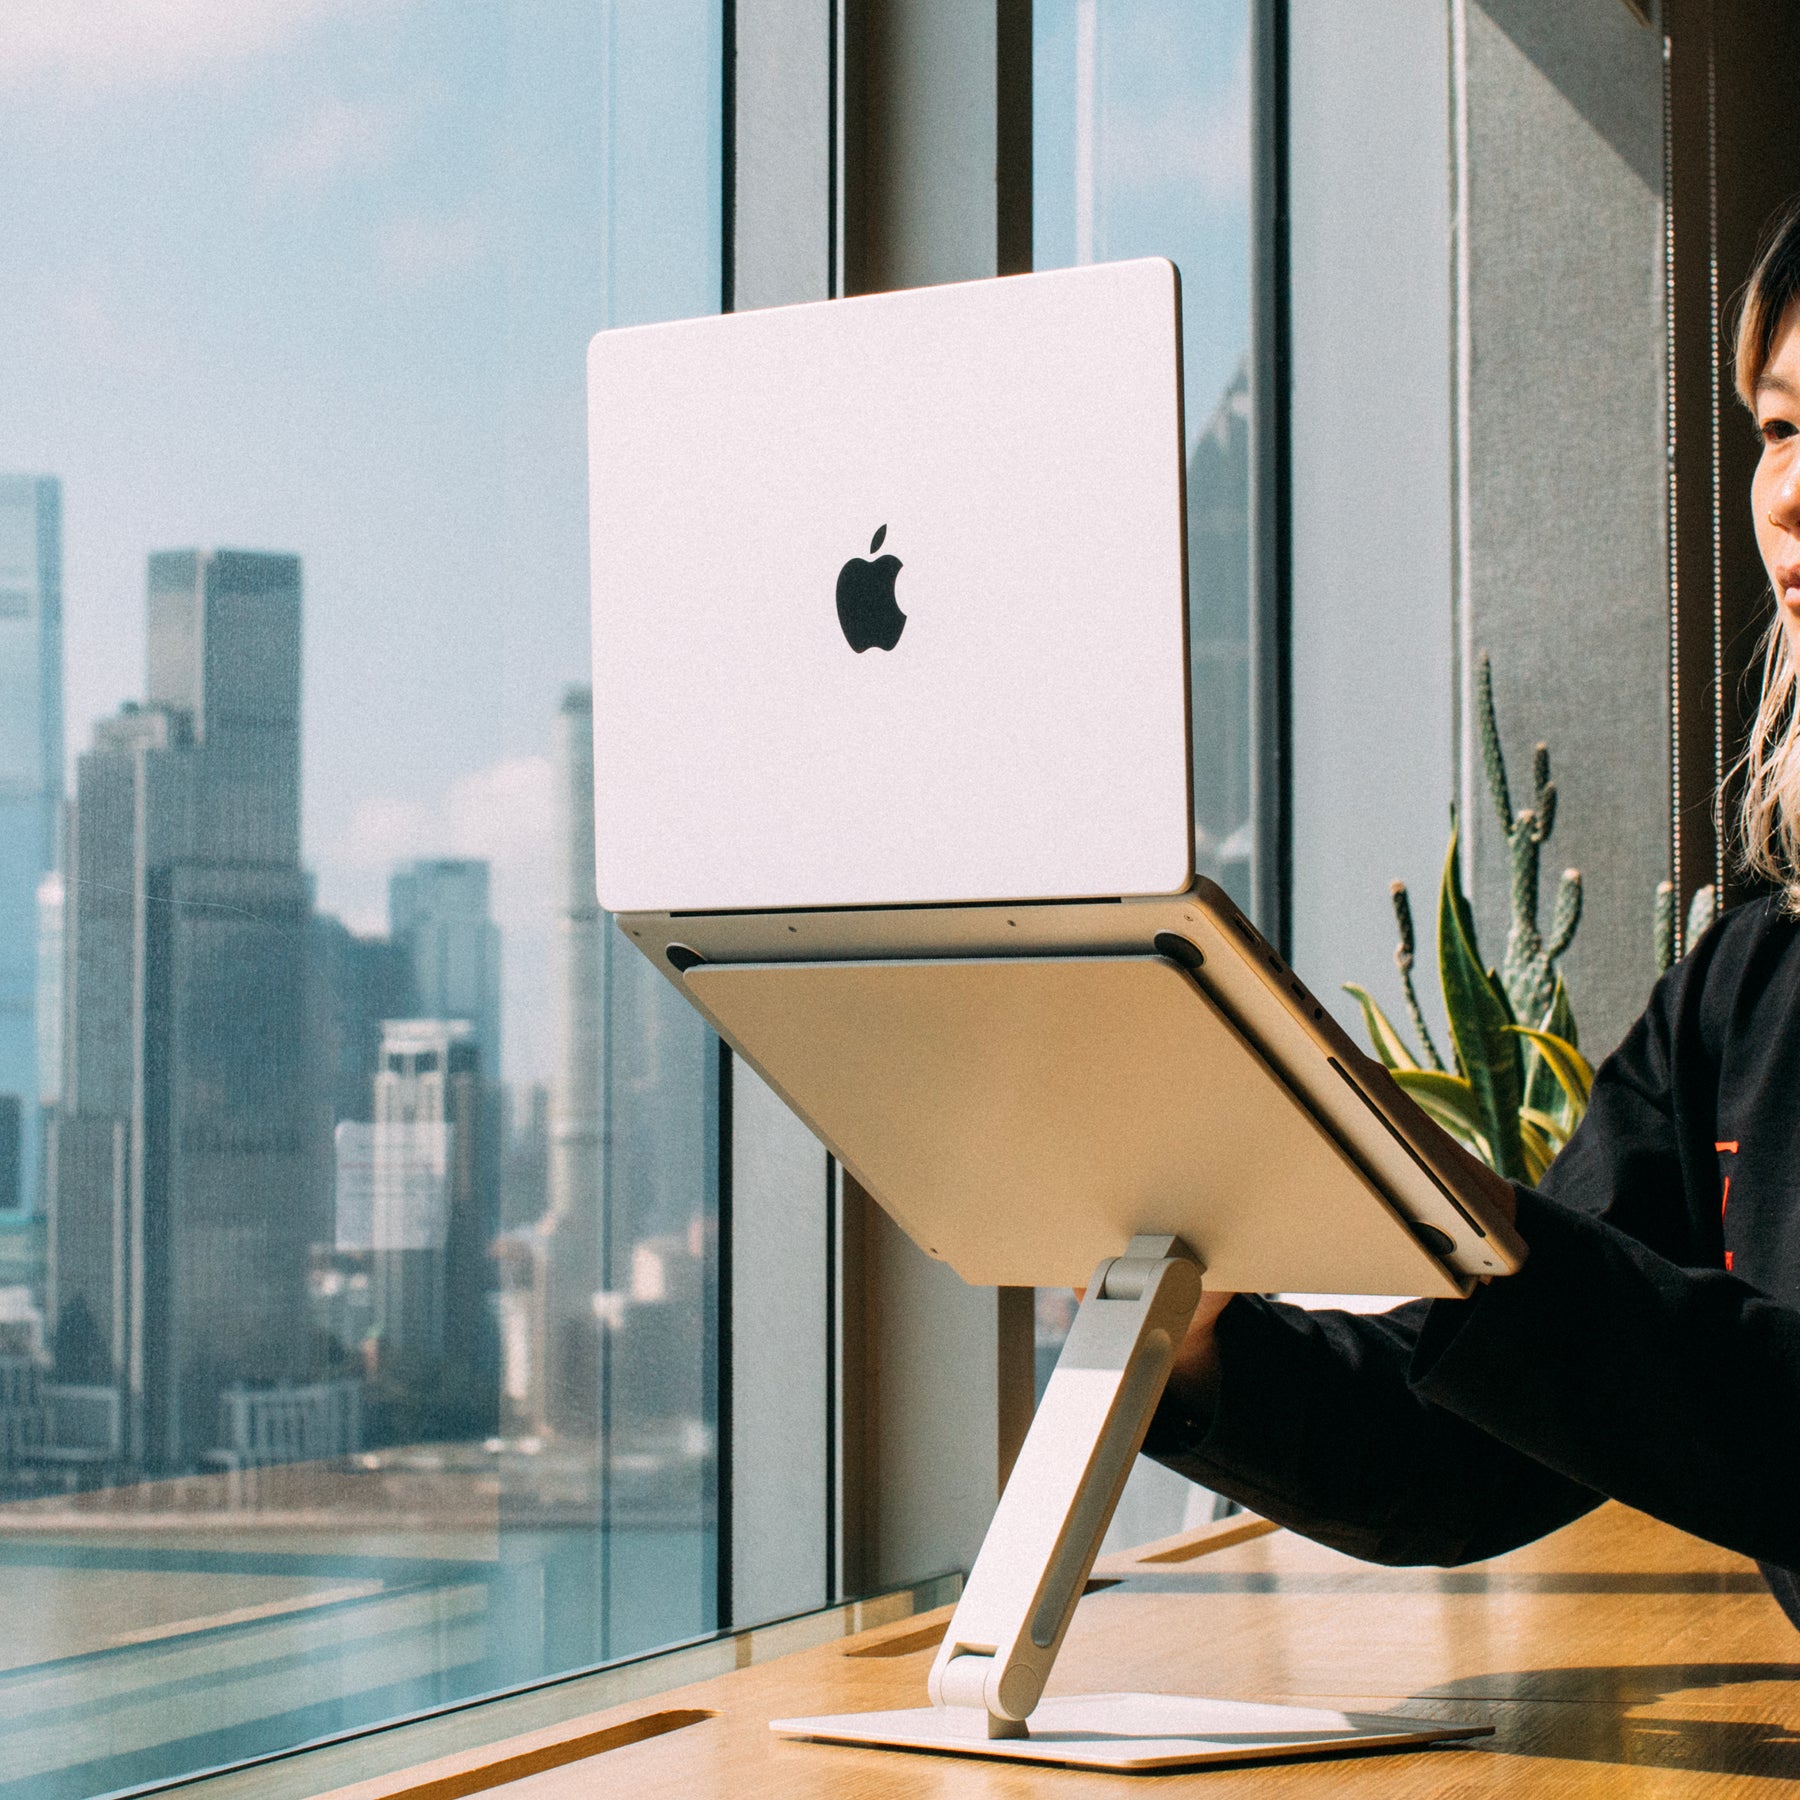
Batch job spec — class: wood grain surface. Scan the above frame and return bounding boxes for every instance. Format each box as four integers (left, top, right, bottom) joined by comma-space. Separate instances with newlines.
316, 1502, 1800, 1797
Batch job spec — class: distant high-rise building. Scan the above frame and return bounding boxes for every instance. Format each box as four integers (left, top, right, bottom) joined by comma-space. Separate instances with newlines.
0, 477, 62, 1217
499, 1082, 548, 1233
363, 1018, 495, 1437
385, 858, 503, 1430
537, 686, 604, 1436
310, 919, 416, 1129
389, 860, 502, 1079
305, 917, 415, 1371
34, 874, 62, 1120
51, 550, 312, 1472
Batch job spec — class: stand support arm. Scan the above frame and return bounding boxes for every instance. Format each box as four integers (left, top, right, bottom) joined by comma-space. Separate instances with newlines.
926, 1234, 1203, 1735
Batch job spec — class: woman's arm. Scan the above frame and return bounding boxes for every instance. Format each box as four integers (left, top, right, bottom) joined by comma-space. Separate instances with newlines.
1144, 1292, 1605, 1565
1144, 913, 1741, 1565
1410, 1182, 1800, 1572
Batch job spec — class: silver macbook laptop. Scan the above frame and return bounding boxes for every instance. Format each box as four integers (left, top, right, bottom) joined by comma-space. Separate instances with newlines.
587, 261, 1524, 1297
588, 257, 1191, 915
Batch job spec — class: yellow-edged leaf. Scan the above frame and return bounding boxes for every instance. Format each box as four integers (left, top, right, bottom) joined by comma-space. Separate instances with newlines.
1507, 1025, 1594, 1111
1520, 1104, 1571, 1151
1438, 818, 1527, 1180
1518, 1116, 1555, 1184
1391, 1067, 1489, 1155
1342, 983, 1418, 1072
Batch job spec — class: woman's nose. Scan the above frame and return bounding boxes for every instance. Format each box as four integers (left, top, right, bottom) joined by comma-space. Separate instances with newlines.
1770, 461, 1800, 535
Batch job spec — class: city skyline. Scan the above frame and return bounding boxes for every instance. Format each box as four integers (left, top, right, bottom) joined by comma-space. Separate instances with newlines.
43, 541, 525, 1472
0, 474, 61, 1218
0, 525, 721, 1544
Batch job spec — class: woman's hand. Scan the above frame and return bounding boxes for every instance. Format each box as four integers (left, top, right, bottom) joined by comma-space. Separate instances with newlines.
1072, 1283, 1238, 1420
1166, 1287, 1237, 1417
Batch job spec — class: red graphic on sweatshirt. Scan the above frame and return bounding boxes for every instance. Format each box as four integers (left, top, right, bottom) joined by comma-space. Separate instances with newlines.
1717, 1141, 1739, 1270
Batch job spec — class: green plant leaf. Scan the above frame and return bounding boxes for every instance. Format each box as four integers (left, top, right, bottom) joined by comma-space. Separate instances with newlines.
1518, 1115, 1556, 1184
1523, 975, 1579, 1119
1438, 816, 1528, 1181
1526, 979, 1569, 1116
1543, 978, 1576, 1046
1341, 983, 1418, 1071
1508, 1024, 1594, 1114
1390, 1068, 1489, 1155
1520, 1104, 1572, 1151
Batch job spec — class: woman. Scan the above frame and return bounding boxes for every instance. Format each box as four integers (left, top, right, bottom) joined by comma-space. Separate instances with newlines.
1145, 198, 1800, 1627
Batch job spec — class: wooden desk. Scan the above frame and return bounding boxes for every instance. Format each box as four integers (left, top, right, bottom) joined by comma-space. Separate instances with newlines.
316, 1503, 1800, 1797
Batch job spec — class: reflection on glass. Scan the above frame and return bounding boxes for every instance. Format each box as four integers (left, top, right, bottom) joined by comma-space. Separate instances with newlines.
0, 3, 722, 1793
1032, 0, 1252, 1527
1035, 0, 1253, 912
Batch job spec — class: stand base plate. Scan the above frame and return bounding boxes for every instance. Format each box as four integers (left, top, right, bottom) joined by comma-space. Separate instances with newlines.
771, 1692, 1489, 1771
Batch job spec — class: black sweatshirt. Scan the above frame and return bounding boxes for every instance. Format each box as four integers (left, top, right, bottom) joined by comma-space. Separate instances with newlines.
1142, 892, 1800, 1628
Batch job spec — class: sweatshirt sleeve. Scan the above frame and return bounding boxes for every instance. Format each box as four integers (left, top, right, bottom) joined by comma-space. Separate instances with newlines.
1409, 1182, 1800, 1571
1142, 1293, 1604, 1565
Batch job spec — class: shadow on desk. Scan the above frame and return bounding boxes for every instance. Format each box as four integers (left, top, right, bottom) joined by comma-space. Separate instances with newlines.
1111, 1568, 1775, 1595
1429, 1664, 1800, 1781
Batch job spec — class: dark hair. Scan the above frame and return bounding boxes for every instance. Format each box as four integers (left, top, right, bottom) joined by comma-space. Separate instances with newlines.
1735, 195, 1800, 406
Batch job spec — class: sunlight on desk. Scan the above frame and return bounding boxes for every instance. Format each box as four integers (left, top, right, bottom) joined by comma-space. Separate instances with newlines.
292, 1501, 1800, 1797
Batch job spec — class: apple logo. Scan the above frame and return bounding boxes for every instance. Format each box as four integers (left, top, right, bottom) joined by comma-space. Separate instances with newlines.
835, 524, 906, 652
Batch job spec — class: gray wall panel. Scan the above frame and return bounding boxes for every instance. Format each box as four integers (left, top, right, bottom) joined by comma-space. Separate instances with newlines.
735, 0, 833, 311
729, 1062, 830, 1622
1288, 0, 1456, 1047
847, 0, 999, 293
1462, 1, 1668, 1056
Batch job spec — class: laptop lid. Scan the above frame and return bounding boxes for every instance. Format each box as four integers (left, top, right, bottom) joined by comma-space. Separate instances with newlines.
587, 257, 1192, 915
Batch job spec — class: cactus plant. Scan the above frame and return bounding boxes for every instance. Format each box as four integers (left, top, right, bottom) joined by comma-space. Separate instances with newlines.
1344, 654, 1594, 1185
1654, 880, 1718, 975
1474, 652, 1583, 1113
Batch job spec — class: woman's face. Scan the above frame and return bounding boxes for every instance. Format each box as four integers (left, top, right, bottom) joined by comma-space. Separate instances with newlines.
1753, 300, 1800, 659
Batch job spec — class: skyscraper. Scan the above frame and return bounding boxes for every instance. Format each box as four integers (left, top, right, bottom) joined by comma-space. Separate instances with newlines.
386, 857, 503, 1427
360, 1017, 495, 1438
367, 1019, 469, 1371
52, 550, 313, 1471
310, 919, 416, 1129
307, 915, 415, 1243
389, 861, 502, 1078
0, 477, 62, 1217
527, 687, 603, 1436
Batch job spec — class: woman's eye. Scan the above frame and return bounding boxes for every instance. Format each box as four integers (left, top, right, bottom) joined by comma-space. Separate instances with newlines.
1762, 418, 1798, 443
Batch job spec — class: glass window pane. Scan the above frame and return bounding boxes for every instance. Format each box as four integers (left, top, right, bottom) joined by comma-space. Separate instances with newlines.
1034, 0, 1253, 913
0, 3, 722, 1791
1032, 0, 1251, 1545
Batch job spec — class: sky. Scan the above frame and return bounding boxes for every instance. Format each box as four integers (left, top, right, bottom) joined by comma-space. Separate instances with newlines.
0, 0, 720, 1081
1034, 0, 1251, 446
0, 0, 1245, 1084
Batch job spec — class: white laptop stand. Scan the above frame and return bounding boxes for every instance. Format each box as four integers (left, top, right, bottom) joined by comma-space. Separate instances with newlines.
771, 1233, 1488, 1771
